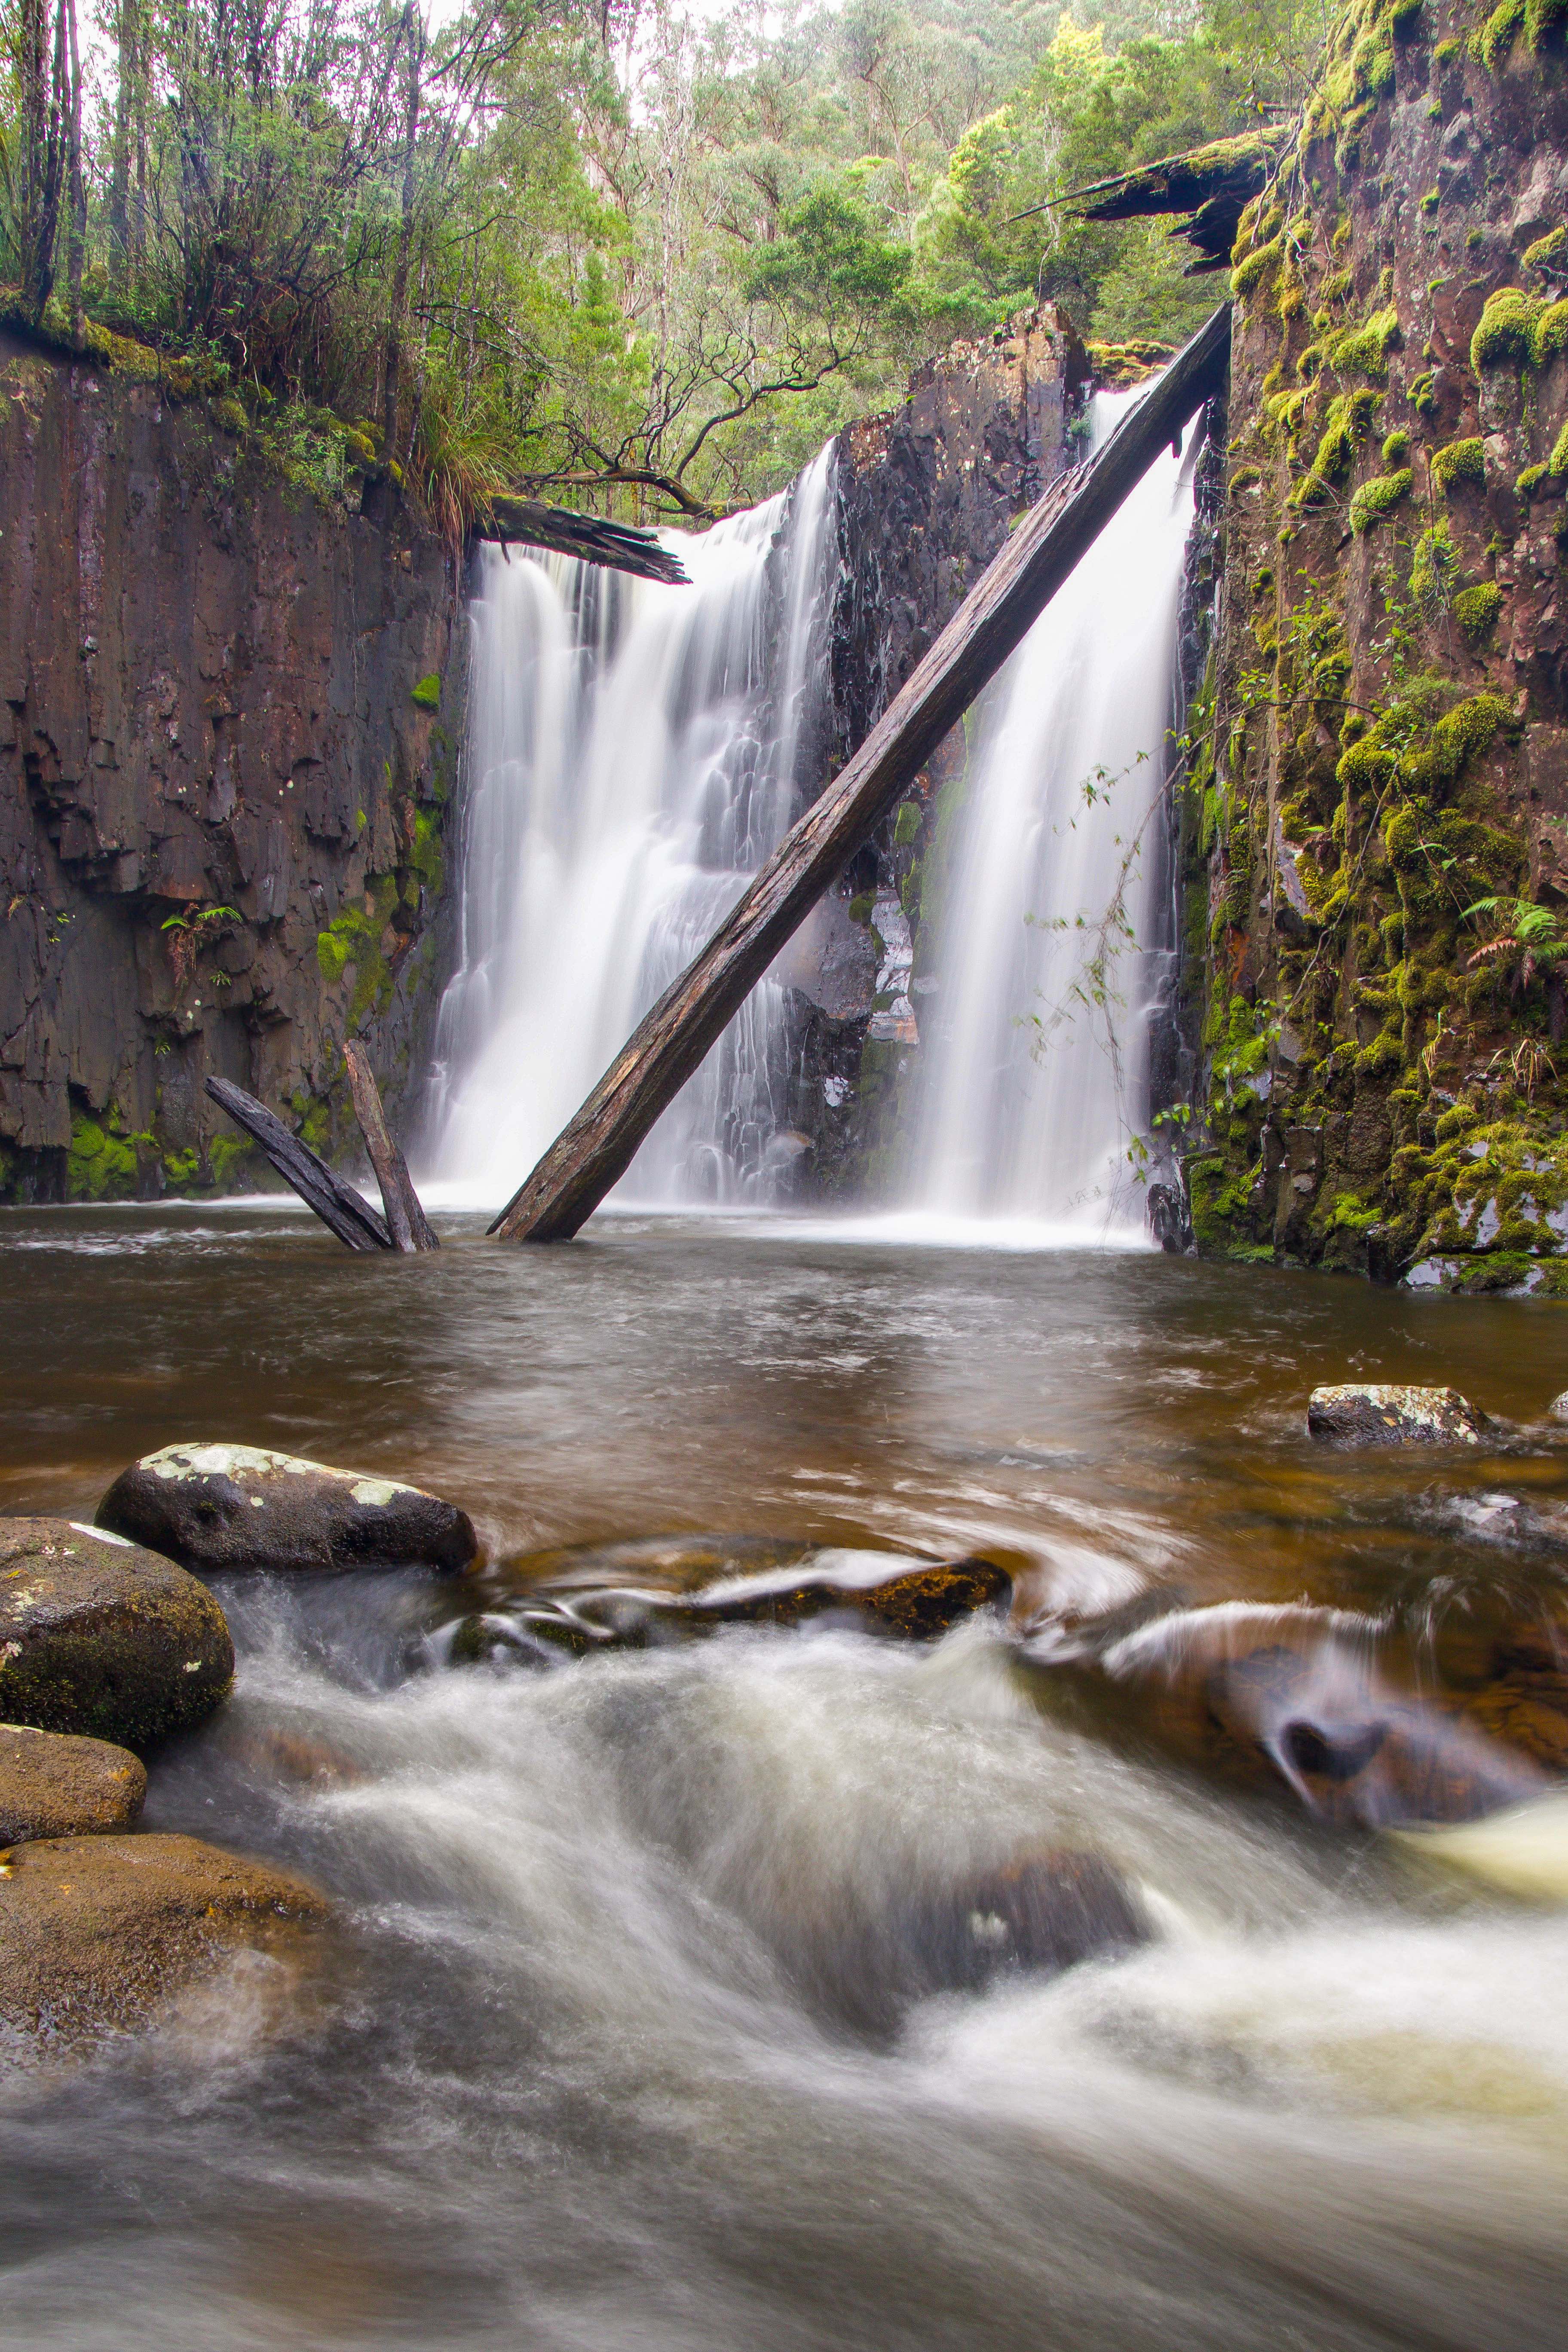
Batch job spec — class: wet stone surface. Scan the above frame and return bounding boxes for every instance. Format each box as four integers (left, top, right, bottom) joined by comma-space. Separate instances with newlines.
99, 1442, 478, 1575
0, 1516, 233, 1751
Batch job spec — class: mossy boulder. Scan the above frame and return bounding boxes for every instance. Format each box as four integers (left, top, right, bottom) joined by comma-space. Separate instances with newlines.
98, 1442, 478, 1574
0, 1724, 147, 1844
0, 1831, 328, 2047
0, 1519, 233, 1751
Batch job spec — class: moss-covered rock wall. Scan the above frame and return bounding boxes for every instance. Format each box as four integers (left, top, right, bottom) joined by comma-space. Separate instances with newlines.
1183, 0, 1568, 1291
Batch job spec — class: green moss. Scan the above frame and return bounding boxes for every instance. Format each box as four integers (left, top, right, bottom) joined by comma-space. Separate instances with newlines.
1410, 370, 1438, 414
205, 1134, 254, 1191
67, 1112, 138, 1200
848, 893, 875, 927
410, 674, 441, 710
1411, 520, 1456, 606
1472, 0, 1525, 68
1524, 0, 1568, 44
1517, 462, 1549, 495
1430, 436, 1486, 493
1453, 581, 1504, 641
1433, 34, 1461, 59
407, 807, 444, 893
892, 799, 922, 847
1531, 300, 1568, 365
1232, 237, 1284, 298
1381, 429, 1411, 463
1327, 304, 1402, 377
1419, 187, 1440, 215
1294, 388, 1378, 503
1350, 467, 1414, 531
1551, 420, 1568, 475
1524, 227, 1567, 277
1470, 288, 1542, 371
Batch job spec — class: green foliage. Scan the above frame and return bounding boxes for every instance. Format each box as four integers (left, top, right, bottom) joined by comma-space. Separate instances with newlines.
1349, 466, 1412, 531
892, 799, 922, 848
1472, 0, 1525, 69
1430, 436, 1485, 493
1553, 420, 1568, 475
67, 1111, 141, 1201
1532, 300, 1568, 365
1326, 303, 1400, 377
1411, 519, 1456, 608
410, 674, 441, 711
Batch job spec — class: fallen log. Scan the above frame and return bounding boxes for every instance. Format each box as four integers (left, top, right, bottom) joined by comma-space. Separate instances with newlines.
343, 1042, 439, 1252
491, 303, 1231, 1244
205, 1076, 391, 1251
1010, 131, 1288, 271
479, 498, 690, 586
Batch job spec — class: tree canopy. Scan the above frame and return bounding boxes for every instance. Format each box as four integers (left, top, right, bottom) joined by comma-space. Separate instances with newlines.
0, 0, 1334, 528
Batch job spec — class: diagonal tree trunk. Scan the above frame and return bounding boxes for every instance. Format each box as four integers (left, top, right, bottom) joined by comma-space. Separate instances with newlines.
491, 306, 1232, 1243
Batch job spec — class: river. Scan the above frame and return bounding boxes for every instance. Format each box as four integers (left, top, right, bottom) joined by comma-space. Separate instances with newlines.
4, 1203, 1568, 2348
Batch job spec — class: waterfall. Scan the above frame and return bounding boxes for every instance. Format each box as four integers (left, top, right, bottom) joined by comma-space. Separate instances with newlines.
428, 446, 836, 1208
910, 386, 1198, 1236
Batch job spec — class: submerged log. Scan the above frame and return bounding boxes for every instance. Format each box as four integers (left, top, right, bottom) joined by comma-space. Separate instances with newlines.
343, 1042, 439, 1251
205, 1075, 391, 1251
491, 303, 1231, 1243
479, 498, 690, 586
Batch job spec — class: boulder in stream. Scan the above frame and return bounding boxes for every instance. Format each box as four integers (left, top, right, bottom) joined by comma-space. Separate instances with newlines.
1079, 1603, 1546, 1827
98, 1443, 478, 1574
0, 1518, 233, 1751
901, 1849, 1148, 1996
0, 1724, 147, 1843
676, 1551, 1013, 1637
0, 1831, 328, 2047
1306, 1384, 1489, 1446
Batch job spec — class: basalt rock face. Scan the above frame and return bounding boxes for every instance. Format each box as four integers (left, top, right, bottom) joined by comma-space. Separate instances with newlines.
1179, 4, 1568, 1283
784, 308, 1092, 1196
0, 327, 464, 1204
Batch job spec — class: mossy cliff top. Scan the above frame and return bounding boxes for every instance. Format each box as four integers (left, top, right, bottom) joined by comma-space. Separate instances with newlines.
1178, 0, 1568, 1291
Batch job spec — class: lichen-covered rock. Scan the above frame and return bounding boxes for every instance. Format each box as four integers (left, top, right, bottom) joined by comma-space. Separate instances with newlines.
0, 1723, 146, 1843
0, 1518, 233, 1750
1306, 1382, 1489, 1444
98, 1443, 478, 1574
0, 1831, 328, 2046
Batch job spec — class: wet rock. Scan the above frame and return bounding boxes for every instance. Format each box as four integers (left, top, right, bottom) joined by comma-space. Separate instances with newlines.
677, 1552, 1012, 1638
0, 1724, 147, 1843
0, 1831, 328, 2046
0, 1517, 233, 1750
899, 1850, 1148, 1997
1306, 1384, 1489, 1446
1549, 1392, 1568, 1425
1047, 1603, 1544, 1829
98, 1443, 478, 1574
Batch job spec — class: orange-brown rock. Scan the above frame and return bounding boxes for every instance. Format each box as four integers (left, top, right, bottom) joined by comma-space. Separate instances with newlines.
0, 1723, 146, 1843
0, 1831, 328, 2045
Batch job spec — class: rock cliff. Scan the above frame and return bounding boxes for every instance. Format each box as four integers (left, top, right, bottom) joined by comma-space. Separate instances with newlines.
0, 326, 462, 1202
1181, 0, 1568, 1289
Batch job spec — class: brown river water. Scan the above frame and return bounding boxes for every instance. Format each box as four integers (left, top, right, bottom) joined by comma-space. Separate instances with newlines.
4, 1201, 1568, 2349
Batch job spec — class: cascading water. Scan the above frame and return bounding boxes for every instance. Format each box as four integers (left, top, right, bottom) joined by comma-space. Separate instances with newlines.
429, 447, 836, 1208
912, 386, 1198, 1235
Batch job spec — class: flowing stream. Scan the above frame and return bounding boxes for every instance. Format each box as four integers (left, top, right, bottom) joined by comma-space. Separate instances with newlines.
5, 1209, 1568, 2349
429, 448, 835, 1209
913, 389, 1196, 1235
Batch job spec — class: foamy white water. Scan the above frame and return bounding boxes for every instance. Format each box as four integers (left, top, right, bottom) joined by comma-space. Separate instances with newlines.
428, 447, 836, 1208
913, 386, 1197, 1233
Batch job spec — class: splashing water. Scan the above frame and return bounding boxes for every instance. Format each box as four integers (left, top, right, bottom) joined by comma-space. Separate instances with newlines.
912, 386, 1198, 1235
428, 447, 836, 1209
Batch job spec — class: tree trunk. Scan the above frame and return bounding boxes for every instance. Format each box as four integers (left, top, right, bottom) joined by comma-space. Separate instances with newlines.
204, 1078, 392, 1251
108, 0, 134, 283
64, 0, 85, 346
342, 1043, 439, 1251
491, 305, 1231, 1243
382, 3, 423, 460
